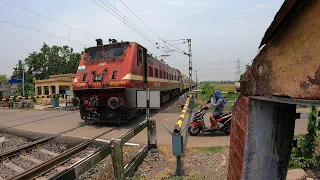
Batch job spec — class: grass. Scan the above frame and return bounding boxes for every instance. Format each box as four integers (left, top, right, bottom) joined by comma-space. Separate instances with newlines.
214, 84, 236, 92
189, 145, 230, 154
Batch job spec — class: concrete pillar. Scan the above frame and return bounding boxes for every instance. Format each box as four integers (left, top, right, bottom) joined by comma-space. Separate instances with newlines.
55, 85, 59, 94
41, 86, 44, 95
228, 97, 296, 180
242, 100, 296, 180
49, 86, 52, 95
35, 85, 38, 95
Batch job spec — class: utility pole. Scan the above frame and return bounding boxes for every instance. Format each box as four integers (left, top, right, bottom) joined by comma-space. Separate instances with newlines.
195, 70, 198, 88
235, 59, 241, 81
22, 60, 25, 97
187, 39, 192, 91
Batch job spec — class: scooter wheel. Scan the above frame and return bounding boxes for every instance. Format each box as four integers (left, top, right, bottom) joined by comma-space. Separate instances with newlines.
188, 126, 200, 136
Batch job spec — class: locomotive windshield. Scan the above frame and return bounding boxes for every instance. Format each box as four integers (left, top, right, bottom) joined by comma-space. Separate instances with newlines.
85, 43, 127, 61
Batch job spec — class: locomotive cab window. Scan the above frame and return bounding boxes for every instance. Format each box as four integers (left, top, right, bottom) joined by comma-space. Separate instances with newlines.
85, 43, 127, 62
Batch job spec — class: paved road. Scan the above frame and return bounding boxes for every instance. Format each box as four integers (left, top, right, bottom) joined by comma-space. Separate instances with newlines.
0, 108, 310, 147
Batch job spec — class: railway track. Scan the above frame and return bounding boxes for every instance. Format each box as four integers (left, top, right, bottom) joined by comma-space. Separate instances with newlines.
0, 125, 118, 180
0, 111, 78, 132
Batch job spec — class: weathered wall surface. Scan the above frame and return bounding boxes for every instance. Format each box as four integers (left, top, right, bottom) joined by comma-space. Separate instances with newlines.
227, 96, 250, 180
241, 1, 320, 99
242, 100, 296, 180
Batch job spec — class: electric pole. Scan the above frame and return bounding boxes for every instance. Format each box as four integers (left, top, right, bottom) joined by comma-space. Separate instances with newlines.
187, 39, 192, 91
195, 70, 198, 88
235, 59, 241, 81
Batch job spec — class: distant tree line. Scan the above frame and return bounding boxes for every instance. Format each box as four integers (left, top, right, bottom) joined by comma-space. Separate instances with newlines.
200, 80, 236, 84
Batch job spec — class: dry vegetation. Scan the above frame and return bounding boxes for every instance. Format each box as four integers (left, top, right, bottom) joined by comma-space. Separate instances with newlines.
214, 84, 236, 92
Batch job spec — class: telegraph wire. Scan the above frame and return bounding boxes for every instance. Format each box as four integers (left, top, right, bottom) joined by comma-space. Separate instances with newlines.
0, 20, 89, 47
0, 0, 99, 39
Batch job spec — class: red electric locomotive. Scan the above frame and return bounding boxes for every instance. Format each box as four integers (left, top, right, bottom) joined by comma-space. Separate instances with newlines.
72, 39, 195, 124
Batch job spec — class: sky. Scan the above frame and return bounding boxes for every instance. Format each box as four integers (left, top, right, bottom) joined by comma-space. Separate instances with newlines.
0, 0, 284, 81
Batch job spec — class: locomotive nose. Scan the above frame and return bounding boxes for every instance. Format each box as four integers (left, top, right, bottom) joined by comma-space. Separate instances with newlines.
108, 97, 119, 109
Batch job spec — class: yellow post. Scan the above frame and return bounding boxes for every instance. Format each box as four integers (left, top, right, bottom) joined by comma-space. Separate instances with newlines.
173, 94, 192, 135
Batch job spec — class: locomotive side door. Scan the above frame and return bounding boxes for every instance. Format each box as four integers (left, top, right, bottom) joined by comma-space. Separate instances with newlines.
142, 48, 148, 83
137, 47, 148, 84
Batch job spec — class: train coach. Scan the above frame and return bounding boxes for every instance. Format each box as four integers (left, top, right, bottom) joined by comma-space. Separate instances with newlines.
72, 39, 195, 124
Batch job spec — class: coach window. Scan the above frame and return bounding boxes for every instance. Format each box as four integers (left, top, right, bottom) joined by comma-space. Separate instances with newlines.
148, 66, 153, 77
159, 70, 162, 78
155, 68, 159, 78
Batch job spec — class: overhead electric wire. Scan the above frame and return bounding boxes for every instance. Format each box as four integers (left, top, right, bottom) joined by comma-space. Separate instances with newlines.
100, 0, 158, 45
0, 0, 99, 39
118, 0, 160, 38
0, 20, 89, 46
93, 0, 188, 69
92, 0, 158, 49
114, 0, 190, 67
162, 39, 187, 42
161, 40, 189, 55
161, 41, 186, 47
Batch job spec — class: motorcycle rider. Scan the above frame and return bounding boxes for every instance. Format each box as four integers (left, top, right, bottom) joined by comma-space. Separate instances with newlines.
209, 90, 227, 129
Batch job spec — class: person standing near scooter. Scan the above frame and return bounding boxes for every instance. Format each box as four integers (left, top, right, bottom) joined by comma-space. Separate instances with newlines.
209, 90, 227, 129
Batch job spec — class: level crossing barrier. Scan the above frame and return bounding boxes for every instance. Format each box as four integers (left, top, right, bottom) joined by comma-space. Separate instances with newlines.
1, 94, 66, 102
163, 92, 195, 176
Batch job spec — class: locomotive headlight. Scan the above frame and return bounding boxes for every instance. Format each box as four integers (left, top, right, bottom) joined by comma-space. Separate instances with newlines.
94, 74, 103, 81
108, 97, 119, 109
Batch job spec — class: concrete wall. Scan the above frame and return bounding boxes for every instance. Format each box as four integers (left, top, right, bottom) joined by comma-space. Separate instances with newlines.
241, 1, 320, 99
228, 97, 296, 180
242, 100, 296, 180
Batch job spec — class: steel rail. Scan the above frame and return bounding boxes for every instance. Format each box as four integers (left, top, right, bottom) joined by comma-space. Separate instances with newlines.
9, 126, 118, 180
0, 124, 87, 160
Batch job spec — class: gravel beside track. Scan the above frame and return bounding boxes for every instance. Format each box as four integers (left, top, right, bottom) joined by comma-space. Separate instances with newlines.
0, 133, 30, 153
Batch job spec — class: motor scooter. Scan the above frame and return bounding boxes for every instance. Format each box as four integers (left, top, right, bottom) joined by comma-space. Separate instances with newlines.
187, 101, 232, 136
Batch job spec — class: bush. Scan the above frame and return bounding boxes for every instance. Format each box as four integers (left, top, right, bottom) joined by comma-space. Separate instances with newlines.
200, 83, 216, 101
289, 106, 319, 169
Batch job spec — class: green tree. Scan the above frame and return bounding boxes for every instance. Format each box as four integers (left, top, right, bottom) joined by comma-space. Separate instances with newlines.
0, 74, 8, 84
11, 43, 81, 96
